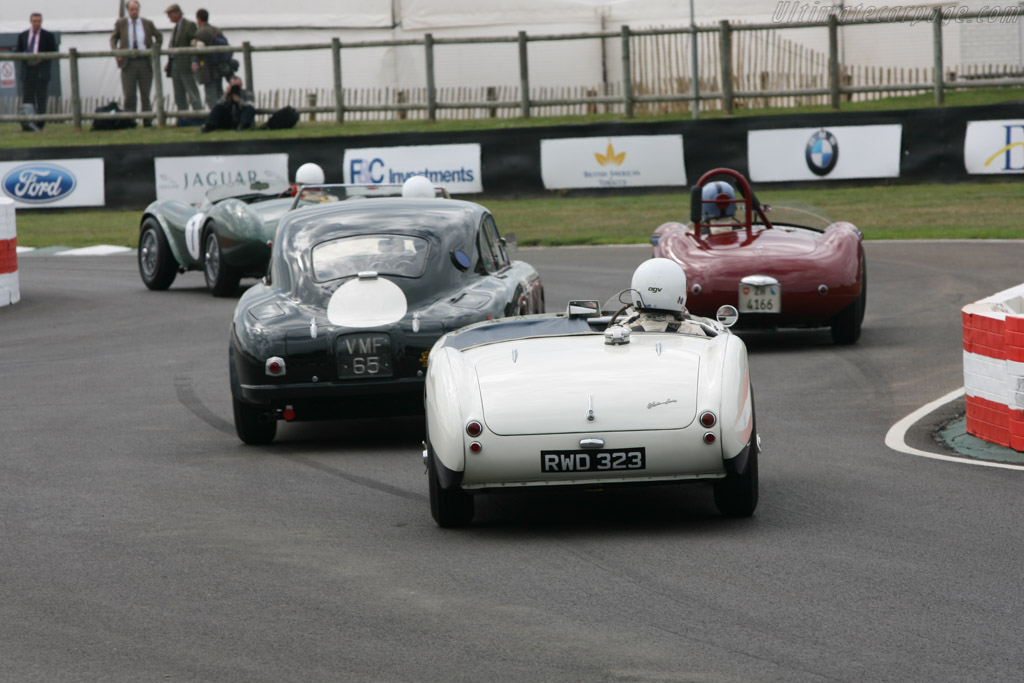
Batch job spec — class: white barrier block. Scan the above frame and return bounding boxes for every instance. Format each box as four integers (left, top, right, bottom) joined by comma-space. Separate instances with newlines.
0, 198, 18, 307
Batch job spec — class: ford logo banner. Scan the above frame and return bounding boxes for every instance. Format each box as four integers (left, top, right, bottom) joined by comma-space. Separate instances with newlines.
2, 163, 78, 204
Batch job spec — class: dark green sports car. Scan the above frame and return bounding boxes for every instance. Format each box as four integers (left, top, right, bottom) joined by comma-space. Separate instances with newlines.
138, 181, 310, 297
228, 188, 545, 444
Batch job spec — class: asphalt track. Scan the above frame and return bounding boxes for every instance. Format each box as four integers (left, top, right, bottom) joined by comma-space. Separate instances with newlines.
4, 241, 1024, 682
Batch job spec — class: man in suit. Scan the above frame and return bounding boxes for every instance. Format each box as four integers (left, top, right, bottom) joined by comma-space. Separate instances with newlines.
110, 0, 162, 126
15, 13, 58, 131
192, 8, 226, 109
164, 3, 202, 115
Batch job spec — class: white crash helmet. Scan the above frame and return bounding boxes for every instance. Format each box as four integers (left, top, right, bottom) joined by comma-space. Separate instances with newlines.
295, 163, 325, 186
630, 258, 687, 313
702, 180, 737, 219
402, 175, 435, 198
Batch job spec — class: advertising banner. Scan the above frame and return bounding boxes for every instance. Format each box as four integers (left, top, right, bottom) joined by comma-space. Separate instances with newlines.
154, 154, 290, 205
964, 120, 1024, 175
343, 144, 483, 194
0, 159, 105, 209
540, 135, 686, 189
748, 125, 902, 182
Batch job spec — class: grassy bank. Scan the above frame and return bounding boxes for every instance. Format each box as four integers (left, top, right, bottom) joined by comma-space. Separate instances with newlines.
13, 181, 1023, 249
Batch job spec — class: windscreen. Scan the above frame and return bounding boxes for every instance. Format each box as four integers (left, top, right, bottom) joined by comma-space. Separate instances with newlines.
311, 234, 429, 282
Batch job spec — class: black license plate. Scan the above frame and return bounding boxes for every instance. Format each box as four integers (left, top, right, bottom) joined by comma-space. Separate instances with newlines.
337, 333, 393, 378
540, 448, 646, 473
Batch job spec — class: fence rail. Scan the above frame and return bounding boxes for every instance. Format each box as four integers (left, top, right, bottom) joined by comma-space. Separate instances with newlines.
1, 8, 1022, 129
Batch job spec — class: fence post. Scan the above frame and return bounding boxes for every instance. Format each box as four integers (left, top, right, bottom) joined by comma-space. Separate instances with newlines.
518, 31, 530, 119
69, 48, 82, 131
332, 37, 344, 123
828, 14, 840, 110
719, 20, 732, 115
152, 44, 166, 126
243, 42, 253, 92
621, 25, 633, 118
932, 8, 945, 105
689, 24, 700, 119
425, 33, 437, 121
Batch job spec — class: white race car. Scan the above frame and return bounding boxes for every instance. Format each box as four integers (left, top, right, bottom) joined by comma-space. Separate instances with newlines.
423, 297, 760, 527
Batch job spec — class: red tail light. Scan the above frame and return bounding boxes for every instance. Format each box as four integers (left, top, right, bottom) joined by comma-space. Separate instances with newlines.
700, 411, 716, 428
283, 406, 296, 421
466, 421, 482, 437
703, 432, 716, 445
469, 441, 482, 454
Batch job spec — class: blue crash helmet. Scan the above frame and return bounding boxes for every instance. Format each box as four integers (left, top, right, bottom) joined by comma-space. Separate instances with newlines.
702, 181, 737, 219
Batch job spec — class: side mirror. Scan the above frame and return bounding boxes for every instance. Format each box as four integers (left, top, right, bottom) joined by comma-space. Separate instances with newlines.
716, 304, 739, 328
501, 232, 518, 253
690, 185, 703, 225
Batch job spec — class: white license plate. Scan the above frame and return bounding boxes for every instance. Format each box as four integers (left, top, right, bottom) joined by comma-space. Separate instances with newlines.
540, 448, 646, 473
738, 283, 781, 313
337, 333, 393, 378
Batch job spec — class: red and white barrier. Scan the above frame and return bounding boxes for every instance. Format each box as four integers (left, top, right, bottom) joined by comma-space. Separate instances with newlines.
0, 198, 18, 307
962, 283, 1024, 451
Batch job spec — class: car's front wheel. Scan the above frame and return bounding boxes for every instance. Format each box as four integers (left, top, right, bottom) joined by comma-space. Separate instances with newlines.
138, 218, 177, 290
203, 225, 242, 297
233, 396, 277, 445
427, 445, 474, 527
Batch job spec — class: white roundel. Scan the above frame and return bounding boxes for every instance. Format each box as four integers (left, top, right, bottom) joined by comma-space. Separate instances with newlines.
327, 275, 408, 328
185, 212, 205, 261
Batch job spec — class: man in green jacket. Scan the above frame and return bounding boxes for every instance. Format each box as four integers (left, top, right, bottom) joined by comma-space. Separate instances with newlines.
164, 3, 202, 114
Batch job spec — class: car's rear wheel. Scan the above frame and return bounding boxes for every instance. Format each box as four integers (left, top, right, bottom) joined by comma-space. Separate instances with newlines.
203, 226, 242, 297
427, 444, 474, 527
713, 449, 758, 518
233, 396, 277, 445
830, 246, 866, 345
138, 218, 177, 290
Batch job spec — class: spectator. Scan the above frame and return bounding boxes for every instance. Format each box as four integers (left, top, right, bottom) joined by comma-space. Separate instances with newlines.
15, 13, 57, 131
110, 0, 162, 127
164, 3, 202, 114
201, 76, 255, 132
192, 8, 224, 108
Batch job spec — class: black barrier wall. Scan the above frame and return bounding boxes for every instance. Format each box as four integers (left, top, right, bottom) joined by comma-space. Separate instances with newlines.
1, 102, 1020, 209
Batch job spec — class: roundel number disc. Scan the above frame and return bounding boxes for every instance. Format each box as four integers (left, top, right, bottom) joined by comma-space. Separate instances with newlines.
327, 277, 408, 328
185, 212, 205, 261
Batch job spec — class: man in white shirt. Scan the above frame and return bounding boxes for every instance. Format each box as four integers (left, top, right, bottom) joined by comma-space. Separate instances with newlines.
109, 0, 163, 126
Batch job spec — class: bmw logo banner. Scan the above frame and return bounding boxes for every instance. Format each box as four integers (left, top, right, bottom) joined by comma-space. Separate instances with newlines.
0, 159, 105, 209
747, 125, 902, 182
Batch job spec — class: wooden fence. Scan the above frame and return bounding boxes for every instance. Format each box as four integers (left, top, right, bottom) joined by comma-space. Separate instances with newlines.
1, 8, 1022, 127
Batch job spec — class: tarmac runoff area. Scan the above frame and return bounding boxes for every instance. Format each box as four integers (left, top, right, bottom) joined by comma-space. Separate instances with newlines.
887, 388, 1024, 470
19, 243, 1024, 469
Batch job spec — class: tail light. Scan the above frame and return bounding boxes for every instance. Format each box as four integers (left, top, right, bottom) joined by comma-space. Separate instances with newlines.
703, 432, 716, 445
699, 411, 716, 428
466, 420, 482, 437
266, 356, 286, 376
469, 441, 482, 454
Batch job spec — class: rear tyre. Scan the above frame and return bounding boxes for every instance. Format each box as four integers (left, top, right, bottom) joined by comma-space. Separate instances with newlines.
713, 450, 759, 518
138, 218, 177, 290
203, 226, 242, 297
830, 247, 867, 345
233, 396, 277, 445
427, 446, 474, 527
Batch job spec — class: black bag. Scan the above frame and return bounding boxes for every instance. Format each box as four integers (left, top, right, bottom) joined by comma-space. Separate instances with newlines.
91, 102, 137, 131
212, 33, 236, 76
262, 105, 299, 130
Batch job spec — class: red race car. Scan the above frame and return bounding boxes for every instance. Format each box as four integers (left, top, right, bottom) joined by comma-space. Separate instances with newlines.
651, 167, 865, 345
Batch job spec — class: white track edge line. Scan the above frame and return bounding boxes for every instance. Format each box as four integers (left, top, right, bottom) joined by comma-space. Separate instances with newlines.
885, 386, 1024, 471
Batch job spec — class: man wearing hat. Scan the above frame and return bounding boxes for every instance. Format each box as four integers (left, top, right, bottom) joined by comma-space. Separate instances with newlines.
164, 3, 202, 115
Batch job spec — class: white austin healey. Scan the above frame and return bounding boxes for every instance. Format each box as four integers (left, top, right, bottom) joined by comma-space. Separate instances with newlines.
423, 265, 760, 527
